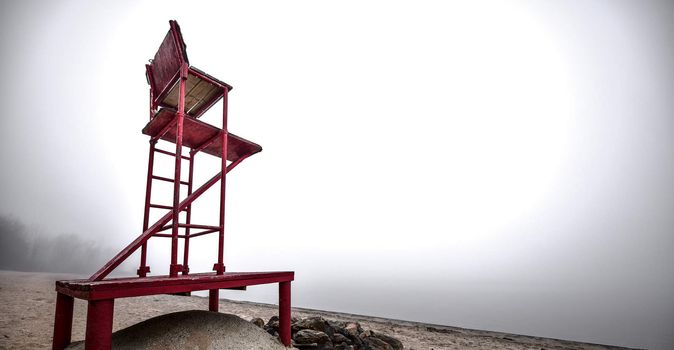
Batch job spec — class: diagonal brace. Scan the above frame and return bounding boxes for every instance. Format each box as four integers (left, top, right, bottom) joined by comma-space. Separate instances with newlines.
89, 154, 250, 281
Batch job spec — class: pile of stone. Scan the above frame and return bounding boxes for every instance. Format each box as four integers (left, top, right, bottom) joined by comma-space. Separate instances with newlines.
251, 315, 404, 350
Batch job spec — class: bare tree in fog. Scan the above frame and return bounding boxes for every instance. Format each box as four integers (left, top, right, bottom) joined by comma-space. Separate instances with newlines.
0, 214, 126, 275
0, 215, 31, 271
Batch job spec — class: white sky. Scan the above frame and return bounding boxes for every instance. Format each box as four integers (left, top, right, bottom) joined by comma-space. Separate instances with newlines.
1, 1, 673, 349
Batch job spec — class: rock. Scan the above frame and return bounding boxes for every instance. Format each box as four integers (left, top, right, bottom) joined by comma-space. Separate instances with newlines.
294, 329, 333, 349
335, 342, 355, 350
264, 315, 279, 335
372, 331, 403, 350
327, 320, 346, 331
336, 322, 363, 348
326, 321, 346, 339
332, 333, 350, 345
267, 315, 402, 350
294, 316, 335, 337
294, 329, 330, 344
362, 336, 393, 350
64, 311, 287, 350
344, 322, 361, 337
251, 317, 265, 328
266, 315, 279, 330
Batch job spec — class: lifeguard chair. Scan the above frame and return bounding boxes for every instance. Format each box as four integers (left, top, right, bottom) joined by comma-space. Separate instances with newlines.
51, 20, 294, 350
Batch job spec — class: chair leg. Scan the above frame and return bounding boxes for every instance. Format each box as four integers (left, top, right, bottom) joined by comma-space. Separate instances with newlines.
85, 299, 114, 350
209, 289, 219, 312
279, 281, 291, 347
52, 293, 74, 350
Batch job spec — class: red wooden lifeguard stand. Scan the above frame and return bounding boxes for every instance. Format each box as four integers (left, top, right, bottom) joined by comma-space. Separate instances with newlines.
52, 20, 294, 350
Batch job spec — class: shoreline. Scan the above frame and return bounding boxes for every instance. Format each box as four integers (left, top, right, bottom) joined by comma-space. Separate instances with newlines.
218, 296, 638, 350
0, 270, 638, 350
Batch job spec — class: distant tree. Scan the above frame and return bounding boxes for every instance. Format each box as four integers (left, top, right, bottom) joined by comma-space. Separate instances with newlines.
0, 215, 31, 270
0, 213, 133, 275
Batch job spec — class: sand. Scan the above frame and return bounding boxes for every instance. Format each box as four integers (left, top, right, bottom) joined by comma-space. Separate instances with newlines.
0, 270, 636, 350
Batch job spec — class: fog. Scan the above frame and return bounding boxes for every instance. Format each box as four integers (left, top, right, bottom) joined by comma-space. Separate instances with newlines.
0, 214, 134, 275
0, 1, 672, 349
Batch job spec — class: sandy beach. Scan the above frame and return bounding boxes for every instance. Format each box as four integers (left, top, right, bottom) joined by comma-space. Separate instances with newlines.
0, 270, 636, 350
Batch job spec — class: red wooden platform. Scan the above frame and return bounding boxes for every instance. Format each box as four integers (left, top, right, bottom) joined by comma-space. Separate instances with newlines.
142, 108, 262, 160
56, 272, 293, 300
53, 273, 293, 349
52, 20, 294, 350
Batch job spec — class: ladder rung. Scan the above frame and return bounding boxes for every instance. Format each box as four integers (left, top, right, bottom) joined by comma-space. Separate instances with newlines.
154, 228, 220, 239
178, 224, 220, 230
149, 204, 188, 211
152, 175, 189, 186
154, 148, 190, 161
157, 223, 219, 233
188, 228, 220, 238
154, 233, 188, 238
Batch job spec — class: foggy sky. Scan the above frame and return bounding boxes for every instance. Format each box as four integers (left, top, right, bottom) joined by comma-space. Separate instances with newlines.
0, 1, 672, 349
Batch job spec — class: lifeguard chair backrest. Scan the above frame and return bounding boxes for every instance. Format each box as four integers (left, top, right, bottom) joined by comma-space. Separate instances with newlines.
148, 20, 188, 102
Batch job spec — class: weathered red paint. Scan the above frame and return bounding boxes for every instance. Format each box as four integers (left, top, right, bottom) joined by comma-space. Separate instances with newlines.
138, 140, 156, 277
154, 147, 191, 160
170, 63, 187, 278
142, 109, 262, 161
52, 293, 74, 350
150, 21, 187, 107
183, 151, 195, 275
57, 272, 294, 300
151, 114, 177, 142
146, 64, 156, 117
52, 20, 294, 350
216, 88, 229, 275
85, 299, 114, 350
89, 169, 219, 281
209, 289, 219, 312
149, 203, 187, 211
279, 281, 292, 346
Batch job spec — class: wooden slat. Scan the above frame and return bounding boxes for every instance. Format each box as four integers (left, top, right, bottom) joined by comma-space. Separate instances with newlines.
142, 109, 262, 161
56, 271, 294, 300
160, 73, 222, 118
150, 21, 187, 100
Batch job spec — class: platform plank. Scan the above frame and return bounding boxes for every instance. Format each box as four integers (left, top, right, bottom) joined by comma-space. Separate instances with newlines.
56, 272, 293, 300
160, 70, 224, 116
142, 108, 262, 162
